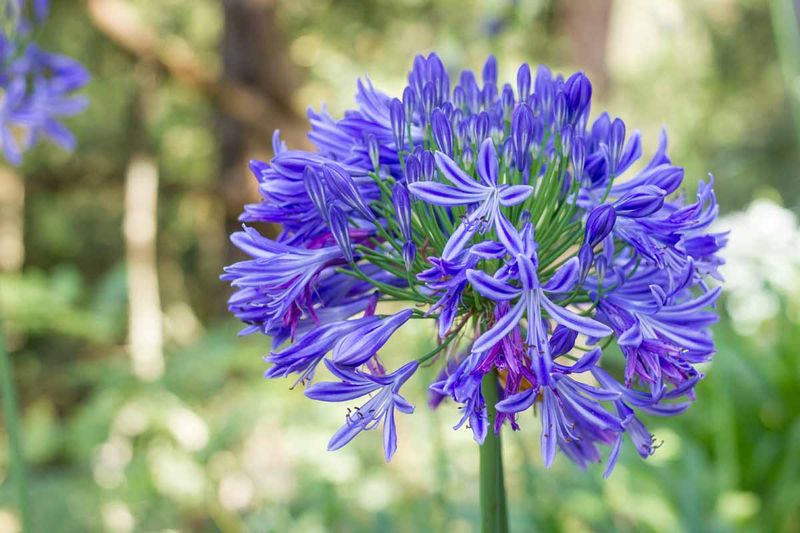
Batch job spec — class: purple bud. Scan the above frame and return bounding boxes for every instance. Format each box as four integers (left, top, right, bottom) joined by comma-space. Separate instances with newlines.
463, 74, 480, 113
560, 171, 572, 199
595, 253, 607, 280
502, 138, 515, 169
402, 86, 416, 119
549, 325, 578, 357
561, 124, 573, 156
329, 205, 353, 263
535, 65, 553, 115
431, 108, 453, 157
332, 309, 413, 366
648, 165, 683, 195
462, 147, 474, 169
476, 111, 490, 142
578, 243, 594, 282
367, 135, 380, 169
403, 241, 416, 271
482, 83, 498, 108
501, 83, 515, 120
322, 164, 375, 222
460, 69, 474, 88
439, 102, 454, 119
614, 185, 666, 218
608, 118, 626, 174
420, 150, 435, 181
409, 55, 427, 96
455, 120, 469, 149
584, 204, 616, 246
517, 63, 531, 101
405, 153, 420, 183
422, 81, 437, 121
426, 52, 449, 103
554, 92, 567, 131
34, 0, 50, 22
303, 166, 328, 223
571, 137, 586, 182
565, 72, 592, 124
512, 103, 534, 171
483, 55, 498, 85
390, 98, 405, 151
591, 113, 611, 147
392, 183, 413, 242
453, 85, 466, 108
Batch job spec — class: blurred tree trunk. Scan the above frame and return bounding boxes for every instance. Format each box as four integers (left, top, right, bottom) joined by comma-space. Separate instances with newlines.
219, 0, 303, 249
0, 168, 24, 273
124, 65, 164, 381
559, 0, 613, 97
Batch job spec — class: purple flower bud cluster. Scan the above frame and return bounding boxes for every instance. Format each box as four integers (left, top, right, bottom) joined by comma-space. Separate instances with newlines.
223, 53, 726, 472
1, 0, 89, 165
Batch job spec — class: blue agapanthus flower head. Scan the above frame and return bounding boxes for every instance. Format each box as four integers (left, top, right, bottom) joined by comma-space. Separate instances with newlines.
223, 53, 726, 472
1, 0, 89, 165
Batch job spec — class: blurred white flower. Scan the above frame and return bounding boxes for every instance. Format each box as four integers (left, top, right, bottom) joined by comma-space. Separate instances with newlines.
218, 471, 255, 511
102, 500, 135, 533
92, 436, 133, 490
166, 405, 209, 452
716, 198, 800, 334
147, 441, 206, 503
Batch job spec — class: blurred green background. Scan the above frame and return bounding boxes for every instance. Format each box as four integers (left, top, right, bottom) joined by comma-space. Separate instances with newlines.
1, 0, 800, 531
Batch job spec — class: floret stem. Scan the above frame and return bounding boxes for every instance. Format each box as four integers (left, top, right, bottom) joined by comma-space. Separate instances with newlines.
479, 369, 509, 533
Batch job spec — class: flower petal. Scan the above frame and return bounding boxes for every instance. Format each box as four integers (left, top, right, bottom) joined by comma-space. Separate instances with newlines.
434, 151, 488, 193
495, 388, 537, 414
466, 269, 521, 301
472, 298, 525, 353
540, 294, 612, 338
498, 184, 533, 206
543, 257, 580, 293
476, 137, 499, 186
408, 181, 488, 206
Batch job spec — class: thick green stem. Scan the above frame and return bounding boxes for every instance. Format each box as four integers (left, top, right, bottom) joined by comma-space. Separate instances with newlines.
480, 370, 509, 533
0, 331, 32, 532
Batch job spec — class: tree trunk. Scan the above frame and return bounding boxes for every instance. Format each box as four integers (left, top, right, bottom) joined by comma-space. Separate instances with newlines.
124, 153, 164, 380
219, 0, 304, 247
124, 65, 164, 381
0, 168, 25, 273
559, 0, 614, 97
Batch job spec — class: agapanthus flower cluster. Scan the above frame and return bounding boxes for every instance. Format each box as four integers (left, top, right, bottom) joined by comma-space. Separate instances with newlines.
1, 0, 89, 164
223, 53, 726, 475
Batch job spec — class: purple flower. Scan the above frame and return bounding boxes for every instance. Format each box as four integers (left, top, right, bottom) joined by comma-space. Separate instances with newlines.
495, 335, 622, 469
223, 53, 725, 471
467, 222, 612, 379
265, 315, 383, 382
409, 138, 532, 260
222, 227, 346, 334
0, 24, 89, 164
429, 351, 488, 444
306, 360, 418, 461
